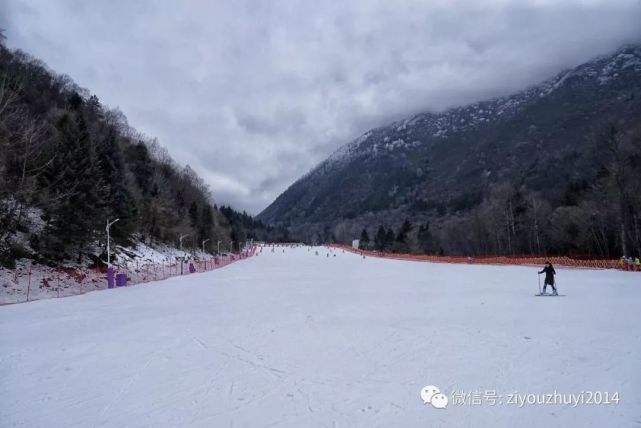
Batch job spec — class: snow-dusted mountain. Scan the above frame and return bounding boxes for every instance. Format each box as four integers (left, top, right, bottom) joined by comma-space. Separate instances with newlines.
323, 45, 641, 168
258, 44, 641, 248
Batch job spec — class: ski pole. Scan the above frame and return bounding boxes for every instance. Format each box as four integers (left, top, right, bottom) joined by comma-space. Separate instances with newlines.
537, 273, 541, 295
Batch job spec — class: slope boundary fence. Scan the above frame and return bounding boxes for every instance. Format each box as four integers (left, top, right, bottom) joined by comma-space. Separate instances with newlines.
1, 246, 257, 305
328, 244, 635, 271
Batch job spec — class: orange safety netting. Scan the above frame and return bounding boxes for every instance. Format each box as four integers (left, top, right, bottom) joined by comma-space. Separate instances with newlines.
327, 244, 636, 271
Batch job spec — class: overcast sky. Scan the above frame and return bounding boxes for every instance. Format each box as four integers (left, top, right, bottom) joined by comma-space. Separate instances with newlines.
2, 0, 641, 214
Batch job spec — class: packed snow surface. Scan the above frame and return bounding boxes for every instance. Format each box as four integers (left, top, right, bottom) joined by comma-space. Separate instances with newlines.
1, 246, 640, 427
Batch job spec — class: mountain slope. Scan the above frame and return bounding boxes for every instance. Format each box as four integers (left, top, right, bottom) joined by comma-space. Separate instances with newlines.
0, 42, 277, 266
258, 45, 641, 257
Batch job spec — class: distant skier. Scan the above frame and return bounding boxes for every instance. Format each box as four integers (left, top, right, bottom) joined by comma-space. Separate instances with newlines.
538, 262, 557, 295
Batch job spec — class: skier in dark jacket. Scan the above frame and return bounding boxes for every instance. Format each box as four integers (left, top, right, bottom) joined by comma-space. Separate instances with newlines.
538, 262, 557, 295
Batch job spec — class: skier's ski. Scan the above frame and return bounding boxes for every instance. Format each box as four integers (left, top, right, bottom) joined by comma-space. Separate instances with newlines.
535, 294, 566, 297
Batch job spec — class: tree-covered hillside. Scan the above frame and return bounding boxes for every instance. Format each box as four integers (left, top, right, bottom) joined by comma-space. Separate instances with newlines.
259, 45, 641, 259
0, 36, 274, 267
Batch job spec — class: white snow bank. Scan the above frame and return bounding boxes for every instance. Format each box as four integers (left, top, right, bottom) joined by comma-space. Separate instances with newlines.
113, 241, 218, 265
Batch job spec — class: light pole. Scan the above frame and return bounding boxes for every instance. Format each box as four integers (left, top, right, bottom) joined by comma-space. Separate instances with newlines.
178, 234, 189, 275
179, 234, 189, 253
217, 240, 221, 255
106, 218, 120, 267
202, 238, 210, 253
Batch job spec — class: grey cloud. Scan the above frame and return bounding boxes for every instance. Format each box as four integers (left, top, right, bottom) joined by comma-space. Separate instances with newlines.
4, 0, 641, 214
236, 107, 307, 137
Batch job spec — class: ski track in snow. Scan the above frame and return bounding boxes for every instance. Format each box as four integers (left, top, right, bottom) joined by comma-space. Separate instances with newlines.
1, 245, 640, 427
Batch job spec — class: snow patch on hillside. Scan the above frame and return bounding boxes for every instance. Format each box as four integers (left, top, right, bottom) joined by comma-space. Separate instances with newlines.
321, 45, 641, 166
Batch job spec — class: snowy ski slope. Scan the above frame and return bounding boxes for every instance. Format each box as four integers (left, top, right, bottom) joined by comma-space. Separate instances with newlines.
1, 245, 640, 427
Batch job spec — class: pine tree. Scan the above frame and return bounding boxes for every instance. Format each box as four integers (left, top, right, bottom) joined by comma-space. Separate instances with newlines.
188, 201, 199, 228
40, 111, 106, 260
396, 219, 412, 243
418, 222, 436, 253
198, 204, 214, 244
360, 228, 370, 248
96, 127, 136, 241
385, 228, 395, 250
393, 219, 412, 252
374, 226, 386, 251
125, 142, 153, 195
